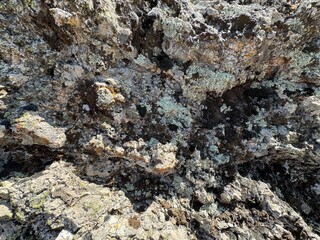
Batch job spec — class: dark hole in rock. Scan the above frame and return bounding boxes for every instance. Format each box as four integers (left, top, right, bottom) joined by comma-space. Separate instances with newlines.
54, 111, 64, 121
230, 15, 256, 34
173, 90, 183, 103
201, 96, 224, 128
182, 60, 193, 74
242, 129, 256, 140
219, 162, 238, 181
189, 144, 196, 153
47, 67, 55, 77
303, 41, 320, 53
131, 119, 173, 144
132, 13, 163, 56
0, 146, 58, 179
191, 218, 216, 240
20, 103, 38, 112
77, 79, 97, 113
191, 198, 204, 211
283, 89, 296, 97
136, 104, 147, 117
243, 87, 278, 100
193, 22, 209, 35
191, 218, 200, 229
66, 128, 82, 145
302, 87, 314, 96
284, 87, 314, 98
274, 21, 289, 33
168, 124, 178, 132
142, 15, 156, 30
206, 186, 223, 195
167, 209, 174, 217
224, 126, 239, 141
111, 170, 173, 213
206, 17, 229, 32
202, 85, 263, 129
121, 121, 136, 142
238, 0, 253, 5
0, 159, 23, 179
244, 196, 262, 210
267, 112, 288, 125
115, 3, 122, 15
155, 52, 174, 71
187, 131, 209, 159
20, 224, 43, 239
121, 58, 131, 66
0, 119, 11, 129
147, 0, 158, 8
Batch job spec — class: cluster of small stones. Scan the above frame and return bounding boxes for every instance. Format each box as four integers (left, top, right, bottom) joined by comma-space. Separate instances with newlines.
0, 0, 320, 239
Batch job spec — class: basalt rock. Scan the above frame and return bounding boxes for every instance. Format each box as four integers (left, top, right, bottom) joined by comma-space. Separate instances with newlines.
0, 0, 320, 239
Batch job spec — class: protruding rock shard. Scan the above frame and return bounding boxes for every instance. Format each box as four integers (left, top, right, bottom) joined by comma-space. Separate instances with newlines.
94, 81, 125, 110
14, 113, 66, 148
151, 143, 178, 175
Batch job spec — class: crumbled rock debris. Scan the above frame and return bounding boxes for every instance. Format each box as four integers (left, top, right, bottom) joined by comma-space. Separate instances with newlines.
0, 0, 320, 239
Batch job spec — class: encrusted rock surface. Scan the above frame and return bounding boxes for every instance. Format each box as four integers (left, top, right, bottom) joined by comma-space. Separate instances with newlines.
1, 0, 320, 239
13, 112, 66, 148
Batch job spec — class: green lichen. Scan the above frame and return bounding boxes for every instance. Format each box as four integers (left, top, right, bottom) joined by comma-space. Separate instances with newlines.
0, 0, 24, 13
183, 65, 236, 101
208, 145, 230, 164
29, 191, 49, 210
289, 51, 313, 71
172, 175, 193, 197
15, 209, 25, 221
22, 0, 35, 7
0, 181, 13, 188
162, 17, 193, 39
83, 201, 103, 219
157, 96, 193, 128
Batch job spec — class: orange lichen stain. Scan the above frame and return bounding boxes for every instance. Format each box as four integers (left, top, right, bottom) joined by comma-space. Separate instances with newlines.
68, 16, 80, 28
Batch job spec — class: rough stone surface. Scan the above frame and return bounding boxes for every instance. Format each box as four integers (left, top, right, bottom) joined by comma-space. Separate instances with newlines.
0, 0, 320, 239
13, 112, 66, 148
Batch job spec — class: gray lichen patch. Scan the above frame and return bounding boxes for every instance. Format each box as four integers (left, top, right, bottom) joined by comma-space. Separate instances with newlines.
157, 96, 193, 128
183, 65, 237, 101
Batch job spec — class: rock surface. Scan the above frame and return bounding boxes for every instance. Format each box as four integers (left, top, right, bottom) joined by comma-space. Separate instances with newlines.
13, 112, 66, 148
0, 0, 320, 239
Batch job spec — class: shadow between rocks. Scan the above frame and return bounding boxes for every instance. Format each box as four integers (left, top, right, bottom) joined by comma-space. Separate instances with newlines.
0, 145, 66, 180
238, 160, 320, 235
85, 167, 176, 213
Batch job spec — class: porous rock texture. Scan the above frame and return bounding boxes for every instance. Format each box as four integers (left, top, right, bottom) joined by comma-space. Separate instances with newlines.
1, 0, 320, 239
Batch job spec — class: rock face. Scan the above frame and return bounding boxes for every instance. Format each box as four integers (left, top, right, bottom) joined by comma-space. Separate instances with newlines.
0, 0, 320, 239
